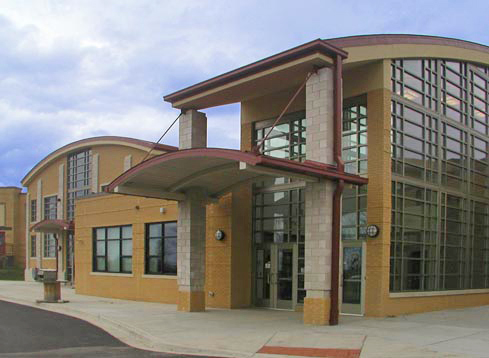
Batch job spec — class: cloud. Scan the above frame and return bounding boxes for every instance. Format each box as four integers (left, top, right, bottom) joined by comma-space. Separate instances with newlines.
0, 0, 488, 186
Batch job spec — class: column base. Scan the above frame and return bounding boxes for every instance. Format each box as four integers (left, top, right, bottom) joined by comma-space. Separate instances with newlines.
303, 297, 331, 325
177, 291, 205, 312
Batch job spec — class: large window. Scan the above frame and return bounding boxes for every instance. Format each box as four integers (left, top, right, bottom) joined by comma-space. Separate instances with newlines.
343, 101, 368, 175
43, 196, 57, 220
30, 235, 36, 257
341, 99, 368, 241
342, 185, 367, 241
67, 150, 92, 220
93, 225, 132, 273
43, 233, 56, 258
391, 101, 439, 183
254, 111, 306, 161
390, 59, 489, 292
145, 222, 177, 275
30, 200, 37, 222
391, 59, 438, 111
391, 182, 438, 292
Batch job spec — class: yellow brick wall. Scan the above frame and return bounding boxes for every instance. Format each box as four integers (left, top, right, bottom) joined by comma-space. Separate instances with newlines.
0, 188, 25, 268
364, 87, 392, 316
24, 143, 166, 275
205, 194, 233, 307
75, 194, 179, 303
205, 184, 253, 309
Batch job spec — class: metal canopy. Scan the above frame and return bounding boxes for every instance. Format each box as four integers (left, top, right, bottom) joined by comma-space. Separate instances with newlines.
108, 148, 367, 201
31, 220, 74, 233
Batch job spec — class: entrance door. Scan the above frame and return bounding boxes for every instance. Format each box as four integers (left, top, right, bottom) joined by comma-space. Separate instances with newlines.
271, 243, 297, 309
341, 241, 365, 315
255, 243, 297, 309
66, 233, 74, 284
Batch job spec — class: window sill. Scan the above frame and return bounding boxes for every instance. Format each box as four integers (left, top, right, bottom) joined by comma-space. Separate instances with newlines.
42, 258, 56, 260
141, 274, 177, 279
90, 272, 134, 277
390, 288, 489, 298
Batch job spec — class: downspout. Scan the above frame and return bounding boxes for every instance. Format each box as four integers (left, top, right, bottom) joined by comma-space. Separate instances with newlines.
330, 54, 345, 326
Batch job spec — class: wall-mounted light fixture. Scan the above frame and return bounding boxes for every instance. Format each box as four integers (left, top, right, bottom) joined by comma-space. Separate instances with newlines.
215, 229, 225, 241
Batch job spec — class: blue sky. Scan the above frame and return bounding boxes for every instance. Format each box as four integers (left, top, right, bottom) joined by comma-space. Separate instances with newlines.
1, 0, 488, 187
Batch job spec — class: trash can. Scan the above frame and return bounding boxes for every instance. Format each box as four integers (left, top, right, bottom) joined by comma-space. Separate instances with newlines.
42, 270, 60, 302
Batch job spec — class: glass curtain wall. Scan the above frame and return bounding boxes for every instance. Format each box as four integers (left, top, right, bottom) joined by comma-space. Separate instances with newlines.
390, 59, 489, 292
342, 99, 368, 241
253, 111, 306, 306
67, 150, 92, 220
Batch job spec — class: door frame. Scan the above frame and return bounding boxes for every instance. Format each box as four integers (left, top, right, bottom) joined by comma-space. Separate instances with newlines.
270, 242, 297, 309
340, 240, 366, 316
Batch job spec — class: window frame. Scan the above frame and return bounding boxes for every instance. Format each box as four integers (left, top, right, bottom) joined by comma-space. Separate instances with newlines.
67, 149, 92, 220
93, 225, 132, 274
145, 221, 177, 276
43, 233, 56, 258
30, 235, 36, 257
30, 199, 37, 222
43, 195, 57, 220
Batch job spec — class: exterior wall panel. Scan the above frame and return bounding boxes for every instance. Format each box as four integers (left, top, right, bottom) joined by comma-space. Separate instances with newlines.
75, 194, 178, 303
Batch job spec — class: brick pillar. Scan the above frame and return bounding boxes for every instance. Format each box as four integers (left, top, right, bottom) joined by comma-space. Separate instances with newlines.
364, 88, 392, 317
179, 110, 207, 149
177, 109, 207, 312
303, 67, 335, 325
177, 188, 207, 311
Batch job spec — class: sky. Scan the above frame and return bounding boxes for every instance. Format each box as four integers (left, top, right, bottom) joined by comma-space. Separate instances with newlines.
1, 0, 488, 187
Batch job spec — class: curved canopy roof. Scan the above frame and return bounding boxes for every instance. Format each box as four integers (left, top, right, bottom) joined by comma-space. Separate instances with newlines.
22, 136, 177, 186
108, 148, 367, 201
31, 219, 74, 233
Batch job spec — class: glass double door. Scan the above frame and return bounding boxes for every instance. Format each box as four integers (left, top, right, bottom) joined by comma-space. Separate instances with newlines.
256, 243, 297, 309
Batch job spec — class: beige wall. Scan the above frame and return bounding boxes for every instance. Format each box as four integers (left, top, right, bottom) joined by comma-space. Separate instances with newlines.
0, 187, 26, 268
75, 194, 179, 303
24, 142, 167, 276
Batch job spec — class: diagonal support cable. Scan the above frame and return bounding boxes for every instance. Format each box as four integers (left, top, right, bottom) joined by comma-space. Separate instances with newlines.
253, 69, 317, 154
139, 112, 183, 164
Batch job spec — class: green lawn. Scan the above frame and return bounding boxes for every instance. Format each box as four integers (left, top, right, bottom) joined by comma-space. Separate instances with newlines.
0, 268, 24, 281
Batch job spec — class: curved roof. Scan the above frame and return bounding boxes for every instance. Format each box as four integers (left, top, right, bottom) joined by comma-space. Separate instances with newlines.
163, 35, 489, 109
326, 34, 489, 54
22, 136, 177, 186
108, 148, 367, 201
326, 34, 489, 67
31, 219, 74, 233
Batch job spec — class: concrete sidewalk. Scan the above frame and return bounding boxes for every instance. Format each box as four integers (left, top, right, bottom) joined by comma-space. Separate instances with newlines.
0, 281, 488, 357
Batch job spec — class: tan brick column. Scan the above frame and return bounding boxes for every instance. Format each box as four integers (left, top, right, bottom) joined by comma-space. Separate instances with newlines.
177, 187, 207, 311
364, 88, 392, 316
303, 67, 336, 325
177, 109, 207, 312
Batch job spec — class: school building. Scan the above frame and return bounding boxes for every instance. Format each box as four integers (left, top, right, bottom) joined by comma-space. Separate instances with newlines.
20, 34, 489, 325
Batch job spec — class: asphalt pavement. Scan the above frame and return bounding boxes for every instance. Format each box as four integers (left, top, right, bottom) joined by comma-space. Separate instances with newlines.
0, 300, 212, 358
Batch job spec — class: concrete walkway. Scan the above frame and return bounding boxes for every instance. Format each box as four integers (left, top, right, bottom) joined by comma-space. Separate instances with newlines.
0, 281, 488, 357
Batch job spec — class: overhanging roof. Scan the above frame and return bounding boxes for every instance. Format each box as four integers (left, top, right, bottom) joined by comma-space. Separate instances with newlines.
31, 220, 74, 233
107, 148, 367, 201
163, 39, 347, 110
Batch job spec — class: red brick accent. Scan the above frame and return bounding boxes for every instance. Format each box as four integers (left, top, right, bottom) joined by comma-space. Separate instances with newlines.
258, 345, 361, 358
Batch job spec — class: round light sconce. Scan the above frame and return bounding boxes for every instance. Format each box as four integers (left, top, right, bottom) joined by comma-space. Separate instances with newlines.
366, 224, 380, 238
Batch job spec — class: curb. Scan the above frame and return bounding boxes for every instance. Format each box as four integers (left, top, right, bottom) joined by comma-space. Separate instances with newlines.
0, 294, 252, 358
